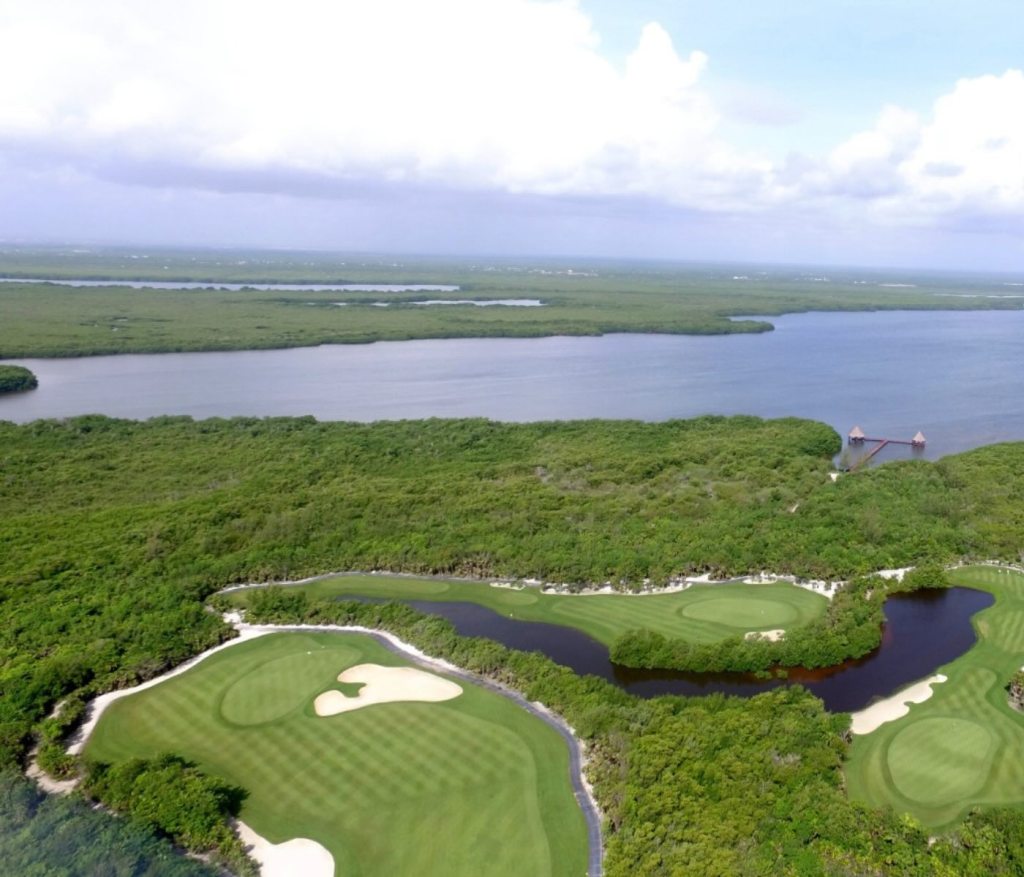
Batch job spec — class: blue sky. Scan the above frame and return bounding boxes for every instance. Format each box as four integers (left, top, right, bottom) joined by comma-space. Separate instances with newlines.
590, 1, 1024, 140
1, 0, 1023, 270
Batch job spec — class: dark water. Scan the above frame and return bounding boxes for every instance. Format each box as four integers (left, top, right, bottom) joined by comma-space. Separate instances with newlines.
3, 310, 1024, 458
345, 587, 993, 712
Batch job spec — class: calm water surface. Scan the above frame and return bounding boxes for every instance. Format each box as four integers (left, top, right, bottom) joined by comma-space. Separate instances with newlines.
0, 278, 459, 292
346, 587, 993, 712
3, 310, 1023, 457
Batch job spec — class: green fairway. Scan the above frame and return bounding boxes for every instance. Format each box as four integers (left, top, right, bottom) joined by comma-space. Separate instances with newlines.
845, 566, 1024, 828
85, 631, 588, 876
227, 575, 827, 646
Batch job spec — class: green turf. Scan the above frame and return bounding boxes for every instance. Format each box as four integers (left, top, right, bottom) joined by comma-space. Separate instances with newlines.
845, 566, 1024, 828
85, 631, 588, 876
228, 575, 827, 646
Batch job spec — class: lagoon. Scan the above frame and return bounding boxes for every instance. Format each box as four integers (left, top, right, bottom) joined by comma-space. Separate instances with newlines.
2, 309, 1023, 458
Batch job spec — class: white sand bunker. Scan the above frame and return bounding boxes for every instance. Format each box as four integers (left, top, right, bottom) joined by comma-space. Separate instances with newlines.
314, 663, 463, 716
849, 674, 948, 735
236, 821, 334, 877
745, 628, 785, 642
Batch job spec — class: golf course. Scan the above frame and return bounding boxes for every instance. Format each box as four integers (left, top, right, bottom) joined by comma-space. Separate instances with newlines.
84, 631, 589, 876
845, 566, 1024, 828
224, 575, 828, 647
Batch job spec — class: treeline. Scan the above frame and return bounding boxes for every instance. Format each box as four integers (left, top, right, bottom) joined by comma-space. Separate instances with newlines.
238, 586, 1024, 875
0, 364, 37, 393
82, 755, 255, 876
611, 565, 951, 671
0, 770, 221, 877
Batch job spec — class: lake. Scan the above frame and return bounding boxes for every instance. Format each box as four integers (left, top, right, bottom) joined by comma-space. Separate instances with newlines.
3, 309, 1024, 458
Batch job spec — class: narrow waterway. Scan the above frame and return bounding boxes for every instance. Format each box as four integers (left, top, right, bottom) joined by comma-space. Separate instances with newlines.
339, 587, 993, 712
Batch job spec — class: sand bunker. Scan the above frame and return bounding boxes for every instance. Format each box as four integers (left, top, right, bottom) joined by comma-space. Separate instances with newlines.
744, 628, 785, 642
236, 821, 334, 877
849, 674, 948, 735
314, 663, 462, 716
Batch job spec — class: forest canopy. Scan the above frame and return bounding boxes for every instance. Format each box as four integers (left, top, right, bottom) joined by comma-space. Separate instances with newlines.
0, 365, 37, 393
3, 413, 1024, 873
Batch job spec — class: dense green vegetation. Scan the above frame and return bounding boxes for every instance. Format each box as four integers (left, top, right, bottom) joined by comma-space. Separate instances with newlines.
82, 754, 253, 875
86, 631, 588, 876
0, 364, 37, 393
4, 413, 1024, 770
1, 247, 1022, 357
225, 575, 828, 645
3, 413, 1024, 873
0, 770, 220, 876
847, 566, 1024, 829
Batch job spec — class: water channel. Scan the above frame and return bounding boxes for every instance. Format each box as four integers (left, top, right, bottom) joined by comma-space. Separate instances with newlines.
340, 587, 993, 712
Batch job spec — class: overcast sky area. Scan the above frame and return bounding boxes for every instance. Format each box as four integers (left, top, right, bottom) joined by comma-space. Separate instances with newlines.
2, 0, 1024, 270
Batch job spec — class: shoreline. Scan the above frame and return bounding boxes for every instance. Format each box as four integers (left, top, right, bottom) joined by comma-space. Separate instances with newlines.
848, 674, 949, 735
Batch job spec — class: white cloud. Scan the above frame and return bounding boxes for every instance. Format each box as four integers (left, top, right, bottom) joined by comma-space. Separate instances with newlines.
901, 70, 1024, 215
0, 0, 770, 208
802, 70, 1024, 223
1, 1, 1023, 232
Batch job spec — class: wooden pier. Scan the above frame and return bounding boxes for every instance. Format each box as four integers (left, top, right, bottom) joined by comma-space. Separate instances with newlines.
847, 426, 926, 470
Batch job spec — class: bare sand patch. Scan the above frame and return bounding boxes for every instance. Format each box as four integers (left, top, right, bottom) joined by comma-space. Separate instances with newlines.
744, 628, 785, 642
26, 752, 78, 795
236, 821, 334, 877
849, 674, 948, 735
314, 663, 462, 716
877, 567, 912, 581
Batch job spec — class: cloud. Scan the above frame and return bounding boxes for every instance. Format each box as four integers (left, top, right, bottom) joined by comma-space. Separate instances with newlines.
0, 0, 773, 210
1, 0, 1023, 240
721, 85, 804, 127
801, 70, 1024, 222
901, 70, 1024, 214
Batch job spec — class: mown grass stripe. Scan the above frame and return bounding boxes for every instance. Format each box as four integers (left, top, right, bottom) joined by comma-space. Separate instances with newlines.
846, 567, 1024, 828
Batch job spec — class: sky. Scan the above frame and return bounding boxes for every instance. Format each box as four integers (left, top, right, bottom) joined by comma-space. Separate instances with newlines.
1, 0, 1023, 270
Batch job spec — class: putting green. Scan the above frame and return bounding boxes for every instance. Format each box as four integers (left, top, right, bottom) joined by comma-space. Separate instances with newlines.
846, 567, 1024, 828
86, 632, 588, 876
220, 647, 361, 726
227, 575, 827, 647
680, 596, 798, 628
887, 718, 993, 805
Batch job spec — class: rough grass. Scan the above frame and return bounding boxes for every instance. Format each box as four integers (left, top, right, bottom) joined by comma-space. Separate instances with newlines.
228, 576, 828, 646
85, 631, 588, 876
845, 566, 1024, 828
